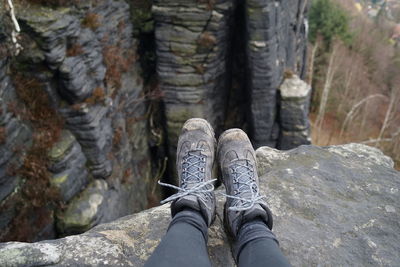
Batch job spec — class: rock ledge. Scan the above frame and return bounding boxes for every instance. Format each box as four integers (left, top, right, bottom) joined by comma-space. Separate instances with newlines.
0, 144, 399, 266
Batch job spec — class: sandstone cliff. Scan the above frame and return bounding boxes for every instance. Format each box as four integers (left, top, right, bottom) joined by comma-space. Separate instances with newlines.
0, 0, 311, 242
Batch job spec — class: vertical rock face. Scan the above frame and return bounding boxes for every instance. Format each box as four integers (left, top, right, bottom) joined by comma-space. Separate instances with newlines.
153, 0, 234, 179
0, 0, 311, 241
278, 74, 311, 149
246, 0, 310, 148
0, 0, 155, 242
152, 0, 311, 177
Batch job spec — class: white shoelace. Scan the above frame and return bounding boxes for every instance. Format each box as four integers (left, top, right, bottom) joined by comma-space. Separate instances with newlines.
158, 149, 216, 208
221, 159, 265, 211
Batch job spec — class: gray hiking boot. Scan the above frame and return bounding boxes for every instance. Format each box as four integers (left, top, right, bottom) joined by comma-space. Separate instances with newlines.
159, 118, 217, 226
217, 129, 273, 237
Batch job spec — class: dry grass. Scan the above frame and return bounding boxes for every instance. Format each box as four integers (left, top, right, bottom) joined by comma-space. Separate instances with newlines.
66, 44, 84, 57
121, 167, 132, 184
84, 87, 106, 105
102, 45, 136, 90
112, 126, 123, 147
0, 127, 5, 145
82, 13, 100, 30
0, 73, 64, 242
283, 69, 295, 79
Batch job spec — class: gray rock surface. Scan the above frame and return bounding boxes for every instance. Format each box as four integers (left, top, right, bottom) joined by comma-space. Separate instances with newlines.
0, 143, 398, 266
0, 0, 312, 242
247, 0, 310, 148
0, 0, 155, 241
152, 0, 311, 181
153, 0, 233, 182
278, 75, 312, 150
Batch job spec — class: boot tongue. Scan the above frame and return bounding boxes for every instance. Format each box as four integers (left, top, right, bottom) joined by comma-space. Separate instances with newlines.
233, 160, 254, 200
182, 150, 205, 187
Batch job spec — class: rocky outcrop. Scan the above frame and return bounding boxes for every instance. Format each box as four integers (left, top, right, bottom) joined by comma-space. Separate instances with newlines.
153, 0, 234, 180
278, 74, 311, 149
247, 0, 310, 147
0, 143, 398, 266
1, 0, 312, 241
152, 0, 311, 180
0, 0, 156, 242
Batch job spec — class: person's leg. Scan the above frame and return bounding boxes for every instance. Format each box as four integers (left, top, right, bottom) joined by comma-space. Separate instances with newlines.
145, 209, 211, 267
145, 119, 217, 267
235, 219, 291, 267
217, 129, 291, 267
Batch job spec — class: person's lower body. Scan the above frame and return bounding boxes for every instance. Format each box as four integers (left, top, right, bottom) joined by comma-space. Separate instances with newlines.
144, 209, 212, 267
145, 212, 290, 267
235, 219, 291, 267
145, 120, 291, 267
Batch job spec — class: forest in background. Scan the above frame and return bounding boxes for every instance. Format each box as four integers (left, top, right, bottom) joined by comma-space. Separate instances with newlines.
309, 0, 400, 169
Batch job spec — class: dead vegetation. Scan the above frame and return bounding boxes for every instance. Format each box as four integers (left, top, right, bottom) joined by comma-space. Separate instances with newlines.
197, 32, 217, 49
102, 45, 136, 90
82, 12, 101, 30
66, 43, 84, 57
310, 0, 400, 169
0, 127, 5, 144
84, 87, 106, 105
0, 73, 64, 242
112, 126, 123, 147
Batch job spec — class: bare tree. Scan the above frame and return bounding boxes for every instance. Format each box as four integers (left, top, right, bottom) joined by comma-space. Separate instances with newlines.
315, 42, 339, 135
339, 94, 388, 139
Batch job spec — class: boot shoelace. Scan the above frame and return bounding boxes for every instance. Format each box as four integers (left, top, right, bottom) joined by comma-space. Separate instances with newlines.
222, 159, 265, 211
159, 149, 216, 207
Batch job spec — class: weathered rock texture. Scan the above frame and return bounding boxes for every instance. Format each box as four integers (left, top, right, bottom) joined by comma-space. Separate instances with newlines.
153, 0, 234, 179
0, 0, 311, 242
278, 74, 311, 149
0, 143, 399, 266
152, 0, 311, 180
247, 0, 310, 148
0, 0, 156, 242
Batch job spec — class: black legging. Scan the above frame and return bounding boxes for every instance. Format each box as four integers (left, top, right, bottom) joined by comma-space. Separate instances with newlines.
145, 209, 291, 267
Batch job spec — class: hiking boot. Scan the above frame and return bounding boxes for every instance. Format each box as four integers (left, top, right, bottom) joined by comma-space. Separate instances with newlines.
217, 129, 273, 237
159, 118, 217, 226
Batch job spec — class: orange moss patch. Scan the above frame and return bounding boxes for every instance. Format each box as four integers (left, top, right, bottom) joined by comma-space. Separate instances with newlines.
0, 127, 5, 145
121, 167, 132, 184
194, 64, 205, 74
197, 32, 217, 49
84, 87, 106, 105
82, 12, 101, 30
0, 73, 64, 242
284, 69, 295, 79
102, 45, 136, 90
66, 44, 84, 57
112, 126, 123, 147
